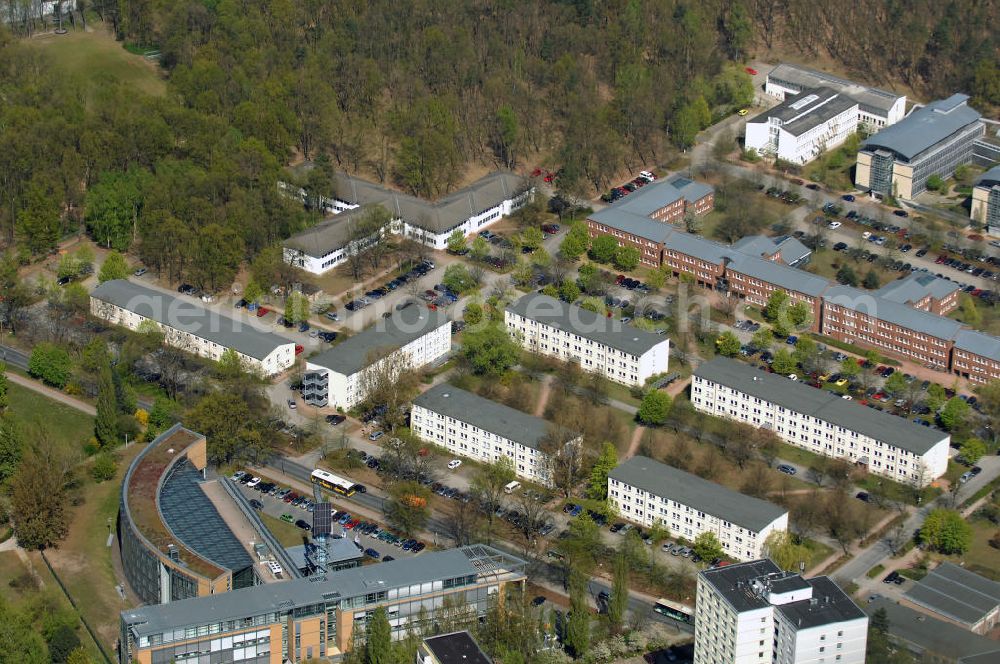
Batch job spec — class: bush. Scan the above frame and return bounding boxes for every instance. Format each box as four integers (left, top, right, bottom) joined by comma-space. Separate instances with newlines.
28, 343, 72, 388
91, 452, 118, 482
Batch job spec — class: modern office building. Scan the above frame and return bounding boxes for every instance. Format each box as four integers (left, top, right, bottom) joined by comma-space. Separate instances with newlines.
118, 545, 526, 664
505, 292, 670, 386
692, 358, 950, 485
856, 94, 984, 200
303, 306, 451, 409
118, 424, 258, 606
411, 383, 581, 487
283, 170, 531, 273
745, 87, 859, 164
90, 280, 295, 377
902, 562, 1000, 634
971, 165, 1000, 233
417, 631, 492, 664
822, 284, 962, 370
608, 456, 788, 562
765, 63, 907, 131
694, 559, 868, 664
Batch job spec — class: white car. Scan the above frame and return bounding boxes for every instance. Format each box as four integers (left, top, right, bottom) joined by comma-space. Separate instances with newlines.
787, 374, 798, 381
862, 231, 871, 239
447, 459, 462, 470
828, 221, 842, 230
247, 476, 261, 488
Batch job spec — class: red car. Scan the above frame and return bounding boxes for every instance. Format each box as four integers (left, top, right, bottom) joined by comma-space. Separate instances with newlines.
256, 306, 270, 317
284, 492, 298, 503
543, 172, 555, 183
531, 168, 542, 177
745, 67, 758, 76
935, 255, 946, 264
294, 344, 304, 355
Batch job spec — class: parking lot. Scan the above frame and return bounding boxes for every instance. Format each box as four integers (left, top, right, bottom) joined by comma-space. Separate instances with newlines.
232, 470, 423, 563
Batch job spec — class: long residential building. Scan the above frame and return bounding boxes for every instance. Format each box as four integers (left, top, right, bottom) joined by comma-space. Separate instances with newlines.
856, 94, 984, 200
765, 63, 907, 131
411, 383, 580, 487
505, 292, 670, 386
303, 306, 450, 409
283, 170, 531, 274
692, 358, 950, 485
695, 559, 868, 664
90, 280, 295, 376
118, 545, 526, 664
952, 329, 1000, 384
608, 456, 789, 562
745, 87, 859, 164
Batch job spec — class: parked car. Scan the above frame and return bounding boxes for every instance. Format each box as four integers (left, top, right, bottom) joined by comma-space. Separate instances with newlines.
134, 267, 148, 277
295, 519, 312, 531
447, 459, 462, 470
777, 464, 797, 475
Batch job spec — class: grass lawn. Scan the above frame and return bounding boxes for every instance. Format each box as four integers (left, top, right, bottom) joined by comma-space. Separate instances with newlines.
0, 551, 32, 606
45, 444, 144, 652
260, 513, 311, 548
957, 519, 1000, 581
8, 382, 93, 451
804, 249, 897, 289
26, 25, 166, 97
801, 538, 835, 569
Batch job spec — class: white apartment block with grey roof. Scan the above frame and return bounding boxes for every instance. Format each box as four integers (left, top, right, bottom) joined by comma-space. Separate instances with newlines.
765, 63, 907, 131
692, 358, 949, 485
283, 170, 531, 274
303, 307, 451, 409
695, 560, 867, 664
90, 280, 295, 376
856, 94, 984, 200
411, 384, 581, 486
608, 457, 788, 562
745, 87, 859, 164
505, 292, 670, 386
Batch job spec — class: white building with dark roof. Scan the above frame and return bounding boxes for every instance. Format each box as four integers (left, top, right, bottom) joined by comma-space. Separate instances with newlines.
283, 171, 532, 274
505, 293, 670, 386
608, 456, 788, 561
971, 165, 1000, 233
90, 280, 295, 376
303, 307, 451, 409
765, 63, 907, 131
692, 358, 950, 485
411, 383, 580, 486
745, 87, 860, 164
695, 559, 868, 664
856, 94, 984, 200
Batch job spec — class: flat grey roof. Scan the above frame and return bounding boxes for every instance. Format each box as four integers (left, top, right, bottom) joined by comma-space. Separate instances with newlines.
866, 599, 1000, 661
589, 207, 675, 243
767, 63, 904, 115
862, 94, 982, 161
286, 538, 364, 570
588, 175, 714, 244
694, 358, 948, 456
731, 236, 811, 265
903, 562, 1000, 627
283, 206, 375, 259
748, 87, 858, 137
776, 576, 866, 628
90, 280, 292, 360
422, 631, 492, 664
823, 284, 964, 340
954, 328, 1000, 362
976, 165, 1000, 188
665, 174, 714, 203
414, 383, 573, 451
700, 559, 782, 612
307, 306, 450, 376
123, 545, 524, 638
663, 230, 737, 266
609, 456, 787, 531
875, 273, 960, 304
728, 253, 831, 297
506, 292, 668, 357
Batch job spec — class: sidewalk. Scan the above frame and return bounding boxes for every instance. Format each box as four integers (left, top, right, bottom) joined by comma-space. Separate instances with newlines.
5, 371, 96, 416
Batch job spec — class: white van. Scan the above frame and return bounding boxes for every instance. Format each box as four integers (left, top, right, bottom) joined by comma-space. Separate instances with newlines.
503, 481, 521, 494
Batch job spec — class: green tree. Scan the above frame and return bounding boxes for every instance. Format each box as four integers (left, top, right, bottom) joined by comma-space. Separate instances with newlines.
558, 279, 581, 303
693, 531, 724, 561
447, 229, 467, 253
771, 348, 797, 375
788, 301, 810, 328
90, 452, 118, 482
863, 269, 880, 290
960, 294, 983, 327
11, 439, 73, 550
98, 250, 130, 283
926, 174, 944, 192
0, 597, 47, 664
763, 531, 812, 571
836, 264, 858, 286
940, 396, 970, 432
608, 552, 628, 633
46, 623, 81, 663
927, 383, 947, 413
750, 327, 773, 351
840, 357, 860, 381
470, 236, 491, 262
564, 569, 591, 658
0, 365, 7, 413
28, 343, 72, 389
612, 245, 640, 271
95, 361, 119, 448
0, 416, 23, 486
284, 291, 310, 325
84, 167, 149, 251
883, 372, 908, 399
586, 442, 618, 500
243, 279, 264, 305
920, 508, 972, 554
523, 226, 544, 251
671, 102, 700, 149
637, 390, 672, 425
763, 290, 789, 323
715, 330, 741, 357
588, 235, 618, 263
384, 480, 431, 537
364, 606, 392, 664
66, 647, 94, 664
959, 438, 987, 465
464, 302, 483, 325
187, 393, 270, 465
442, 263, 477, 294
560, 223, 590, 261
461, 325, 520, 376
